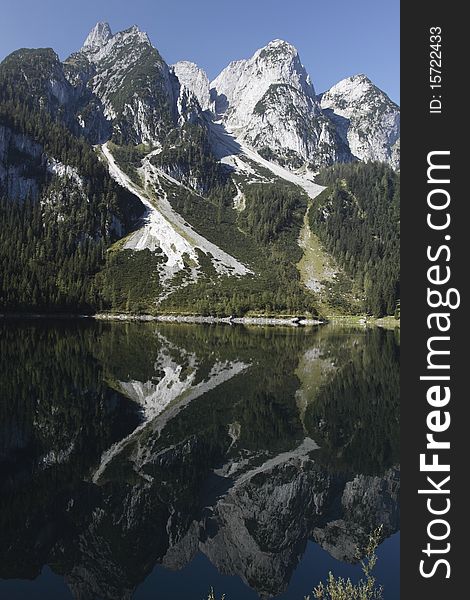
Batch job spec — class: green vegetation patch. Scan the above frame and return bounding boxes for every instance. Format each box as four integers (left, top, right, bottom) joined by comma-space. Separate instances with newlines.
96, 249, 165, 313
311, 162, 400, 317
158, 178, 320, 317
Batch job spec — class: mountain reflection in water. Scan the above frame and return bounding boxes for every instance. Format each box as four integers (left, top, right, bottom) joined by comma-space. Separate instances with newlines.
0, 320, 400, 599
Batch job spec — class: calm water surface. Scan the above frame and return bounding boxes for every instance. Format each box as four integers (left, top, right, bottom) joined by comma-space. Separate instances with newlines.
0, 320, 400, 599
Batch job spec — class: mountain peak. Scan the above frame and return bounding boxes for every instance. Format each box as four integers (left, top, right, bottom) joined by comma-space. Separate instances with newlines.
82, 22, 112, 51
266, 39, 297, 52
350, 73, 371, 82
252, 39, 314, 94
125, 24, 143, 35
320, 74, 400, 168
344, 73, 374, 88
323, 74, 388, 105
256, 39, 299, 61
121, 24, 151, 45
173, 60, 200, 71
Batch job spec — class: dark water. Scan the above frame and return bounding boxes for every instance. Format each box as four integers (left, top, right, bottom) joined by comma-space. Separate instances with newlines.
0, 320, 400, 600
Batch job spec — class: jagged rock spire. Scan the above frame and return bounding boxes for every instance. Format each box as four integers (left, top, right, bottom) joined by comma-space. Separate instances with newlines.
82, 22, 113, 51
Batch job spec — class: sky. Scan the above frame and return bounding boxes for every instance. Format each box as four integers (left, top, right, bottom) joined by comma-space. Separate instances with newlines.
0, 0, 399, 103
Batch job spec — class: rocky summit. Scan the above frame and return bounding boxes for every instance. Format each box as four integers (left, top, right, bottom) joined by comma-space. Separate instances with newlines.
320, 74, 400, 169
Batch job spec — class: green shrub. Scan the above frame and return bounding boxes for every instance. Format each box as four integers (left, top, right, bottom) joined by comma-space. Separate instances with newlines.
308, 527, 384, 600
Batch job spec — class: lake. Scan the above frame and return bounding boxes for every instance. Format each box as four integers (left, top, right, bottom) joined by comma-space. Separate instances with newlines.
0, 319, 400, 600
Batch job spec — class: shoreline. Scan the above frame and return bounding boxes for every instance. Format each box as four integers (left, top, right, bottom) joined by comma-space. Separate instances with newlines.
0, 312, 400, 328
92, 313, 325, 326
0, 312, 323, 327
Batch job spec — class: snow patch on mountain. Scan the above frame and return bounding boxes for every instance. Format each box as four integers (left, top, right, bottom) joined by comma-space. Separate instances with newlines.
102, 143, 198, 281
101, 143, 252, 282
240, 139, 325, 199
140, 156, 253, 276
209, 121, 325, 201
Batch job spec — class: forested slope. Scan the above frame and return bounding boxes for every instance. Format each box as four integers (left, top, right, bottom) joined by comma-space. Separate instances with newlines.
311, 162, 400, 316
